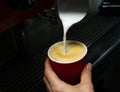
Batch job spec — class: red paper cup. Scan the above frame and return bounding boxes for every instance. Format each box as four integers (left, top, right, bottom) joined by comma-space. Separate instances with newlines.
48, 40, 87, 85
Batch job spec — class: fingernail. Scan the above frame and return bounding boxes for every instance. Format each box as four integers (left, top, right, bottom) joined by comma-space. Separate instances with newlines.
87, 63, 92, 71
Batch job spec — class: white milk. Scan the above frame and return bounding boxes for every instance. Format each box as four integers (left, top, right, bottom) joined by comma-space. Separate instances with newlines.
59, 12, 86, 54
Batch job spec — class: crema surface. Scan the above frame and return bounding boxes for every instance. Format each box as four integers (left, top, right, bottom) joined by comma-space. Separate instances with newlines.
48, 41, 87, 63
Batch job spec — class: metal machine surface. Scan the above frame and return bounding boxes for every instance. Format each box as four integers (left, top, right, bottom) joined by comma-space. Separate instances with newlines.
0, 0, 120, 92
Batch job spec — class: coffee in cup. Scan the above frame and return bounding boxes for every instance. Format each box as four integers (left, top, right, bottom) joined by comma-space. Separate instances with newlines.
48, 40, 87, 85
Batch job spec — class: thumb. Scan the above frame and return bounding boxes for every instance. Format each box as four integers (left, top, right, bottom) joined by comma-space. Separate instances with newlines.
80, 63, 92, 84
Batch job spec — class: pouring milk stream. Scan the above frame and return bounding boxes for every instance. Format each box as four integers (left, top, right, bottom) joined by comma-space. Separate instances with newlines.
56, 0, 87, 54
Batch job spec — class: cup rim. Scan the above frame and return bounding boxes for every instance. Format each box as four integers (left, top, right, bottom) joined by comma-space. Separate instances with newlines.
48, 40, 88, 64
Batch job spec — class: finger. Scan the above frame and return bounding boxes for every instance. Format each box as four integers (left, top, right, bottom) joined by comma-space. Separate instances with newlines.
43, 76, 52, 92
44, 58, 63, 87
80, 63, 92, 84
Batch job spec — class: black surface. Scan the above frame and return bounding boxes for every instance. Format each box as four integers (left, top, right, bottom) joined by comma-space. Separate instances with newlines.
93, 43, 120, 92
5, 0, 38, 10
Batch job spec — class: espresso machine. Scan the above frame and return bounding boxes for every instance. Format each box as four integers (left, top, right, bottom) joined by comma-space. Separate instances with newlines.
0, 0, 120, 92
